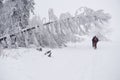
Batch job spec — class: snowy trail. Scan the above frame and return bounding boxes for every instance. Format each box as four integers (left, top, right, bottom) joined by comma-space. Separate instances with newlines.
0, 39, 120, 80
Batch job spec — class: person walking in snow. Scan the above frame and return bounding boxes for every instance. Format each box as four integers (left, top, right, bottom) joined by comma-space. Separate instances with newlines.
92, 36, 99, 49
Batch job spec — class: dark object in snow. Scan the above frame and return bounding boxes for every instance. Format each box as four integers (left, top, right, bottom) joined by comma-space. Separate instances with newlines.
0, 37, 8, 48
36, 47, 42, 51
92, 36, 99, 49
44, 50, 52, 57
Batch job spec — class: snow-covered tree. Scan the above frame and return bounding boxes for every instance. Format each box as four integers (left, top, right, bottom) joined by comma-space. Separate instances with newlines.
48, 8, 58, 22
0, 0, 35, 48
74, 7, 111, 40
29, 15, 42, 27
0, 0, 34, 36
33, 7, 111, 48
0, 5, 111, 48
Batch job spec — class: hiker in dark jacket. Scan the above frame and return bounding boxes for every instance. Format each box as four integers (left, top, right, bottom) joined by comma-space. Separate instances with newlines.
92, 36, 99, 49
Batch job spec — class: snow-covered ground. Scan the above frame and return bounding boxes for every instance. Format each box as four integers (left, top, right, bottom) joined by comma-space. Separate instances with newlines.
1, 0, 120, 80
0, 37, 120, 80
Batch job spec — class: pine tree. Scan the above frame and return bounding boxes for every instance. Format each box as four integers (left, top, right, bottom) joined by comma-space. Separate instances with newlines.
0, 0, 35, 48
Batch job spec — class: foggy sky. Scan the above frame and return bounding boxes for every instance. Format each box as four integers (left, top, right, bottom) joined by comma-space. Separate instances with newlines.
34, 0, 119, 18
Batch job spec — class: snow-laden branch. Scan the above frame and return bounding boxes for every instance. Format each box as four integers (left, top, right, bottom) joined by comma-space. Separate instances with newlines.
0, 6, 111, 48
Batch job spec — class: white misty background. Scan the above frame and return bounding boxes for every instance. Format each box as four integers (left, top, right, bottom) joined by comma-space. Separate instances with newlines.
0, 0, 120, 80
